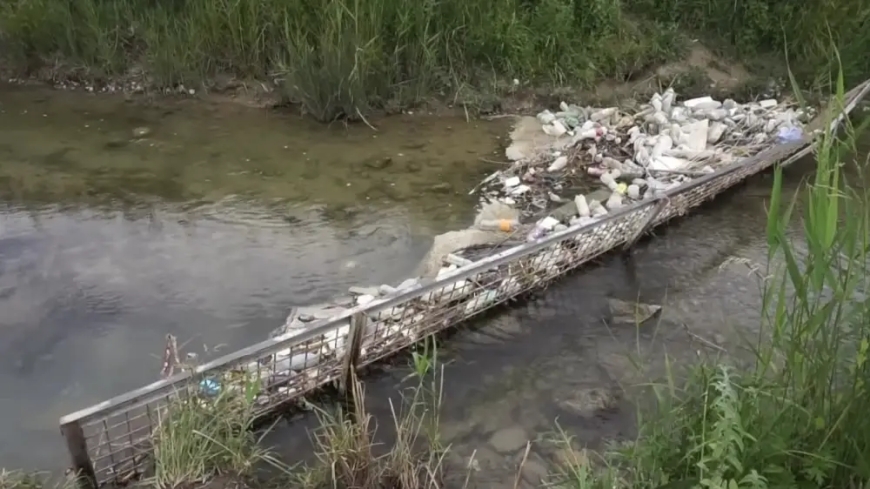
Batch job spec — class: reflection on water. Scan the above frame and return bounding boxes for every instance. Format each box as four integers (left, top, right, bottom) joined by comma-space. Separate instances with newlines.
0, 85, 507, 471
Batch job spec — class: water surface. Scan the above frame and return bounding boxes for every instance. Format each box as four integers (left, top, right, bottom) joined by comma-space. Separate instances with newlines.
0, 85, 507, 470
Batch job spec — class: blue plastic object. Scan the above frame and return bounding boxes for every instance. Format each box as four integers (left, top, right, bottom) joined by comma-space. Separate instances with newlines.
776, 126, 803, 144
199, 378, 221, 396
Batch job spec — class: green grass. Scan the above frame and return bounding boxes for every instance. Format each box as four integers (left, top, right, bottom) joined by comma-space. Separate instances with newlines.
625, 0, 870, 90
115, 338, 449, 489
0, 471, 55, 489
0, 0, 683, 121
549, 67, 870, 489
3, 0, 866, 120
148, 376, 269, 489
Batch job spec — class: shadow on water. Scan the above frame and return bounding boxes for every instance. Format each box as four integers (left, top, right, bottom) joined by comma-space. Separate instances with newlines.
0, 84, 508, 471
262, 147, 870, 488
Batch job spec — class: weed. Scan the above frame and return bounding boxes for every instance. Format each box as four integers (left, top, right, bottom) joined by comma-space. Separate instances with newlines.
286, 340, 449, 489
149, 375, 268, 489
0, 471, 76, 489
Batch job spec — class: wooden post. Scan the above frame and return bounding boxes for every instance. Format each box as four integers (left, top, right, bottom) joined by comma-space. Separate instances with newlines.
624, 197, 668, 252
339, 313, 367, 410
61, 421, 98, 489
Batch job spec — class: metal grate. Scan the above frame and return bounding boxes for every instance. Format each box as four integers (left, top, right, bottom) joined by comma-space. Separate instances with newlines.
58, 79, 870, 489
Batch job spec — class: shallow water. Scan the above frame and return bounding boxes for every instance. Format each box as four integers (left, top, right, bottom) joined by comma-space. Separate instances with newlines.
264, 143, 870, 488
0, 84, 865, 480
0, 85, 508, 471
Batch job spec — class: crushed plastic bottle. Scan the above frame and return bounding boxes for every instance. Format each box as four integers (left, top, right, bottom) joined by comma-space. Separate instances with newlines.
776, 125, 803, 144
526, 216, 560, 241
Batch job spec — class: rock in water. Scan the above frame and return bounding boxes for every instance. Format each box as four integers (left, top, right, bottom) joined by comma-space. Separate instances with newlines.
607, 298, 662, 324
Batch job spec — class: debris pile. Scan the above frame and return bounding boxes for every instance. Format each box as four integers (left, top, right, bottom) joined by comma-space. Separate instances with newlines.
180, 89, 821, 402
475, 89, 815, 236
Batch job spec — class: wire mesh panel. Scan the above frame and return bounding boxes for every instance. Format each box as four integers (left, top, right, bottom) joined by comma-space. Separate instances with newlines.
59, 79, 870, 489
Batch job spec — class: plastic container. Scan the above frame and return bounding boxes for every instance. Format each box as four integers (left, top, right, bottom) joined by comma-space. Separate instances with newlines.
575, 194, 590, 217
526, 216, 560, 242
547, 155, 568, 172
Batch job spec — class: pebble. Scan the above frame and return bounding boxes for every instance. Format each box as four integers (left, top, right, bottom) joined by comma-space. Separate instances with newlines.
489, 426, 529, 453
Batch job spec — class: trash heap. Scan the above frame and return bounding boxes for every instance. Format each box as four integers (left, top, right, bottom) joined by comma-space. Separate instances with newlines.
190, 89, 818, 402
473, 88, 814, 239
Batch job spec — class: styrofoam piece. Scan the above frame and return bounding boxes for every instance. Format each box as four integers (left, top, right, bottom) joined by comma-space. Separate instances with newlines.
538, 216, 561, 231
680, 119, 709, 151
707, 121, 727, 144
649, 156, 691, 171
683, 96, 714, 109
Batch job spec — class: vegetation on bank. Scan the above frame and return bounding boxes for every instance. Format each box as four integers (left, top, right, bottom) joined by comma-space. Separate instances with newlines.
1, 0, 868, 120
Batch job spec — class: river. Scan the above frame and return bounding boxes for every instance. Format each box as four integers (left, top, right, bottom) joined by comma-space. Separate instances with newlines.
0, 84, 864, 482
0, 84, 508, 471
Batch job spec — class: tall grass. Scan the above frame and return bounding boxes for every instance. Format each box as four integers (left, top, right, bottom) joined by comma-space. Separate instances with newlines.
625, 0, 870, 88
139, 339, 449, 489
0, 0, 681, 120
550, 73, 870, 488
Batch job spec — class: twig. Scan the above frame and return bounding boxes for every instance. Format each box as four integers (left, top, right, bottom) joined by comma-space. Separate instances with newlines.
462, 449, 478, 489
682, 323, 727, 353
356, 108, 378, 131
482, 114, 521, 120
513, 441, 532, 489
468, 170, 502, 195
479, 157, 513, 165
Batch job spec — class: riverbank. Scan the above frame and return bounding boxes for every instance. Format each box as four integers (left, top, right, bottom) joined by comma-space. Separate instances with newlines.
2, 0, 867, 121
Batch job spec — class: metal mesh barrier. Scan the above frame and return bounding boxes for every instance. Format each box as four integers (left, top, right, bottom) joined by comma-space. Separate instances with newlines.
58, 80, 870, 488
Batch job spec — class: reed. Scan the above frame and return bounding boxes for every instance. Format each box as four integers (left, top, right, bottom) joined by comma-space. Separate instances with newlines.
551, 62, 870, 489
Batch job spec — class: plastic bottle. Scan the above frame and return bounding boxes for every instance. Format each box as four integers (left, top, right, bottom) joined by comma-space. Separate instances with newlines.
477, 219, 518, 232
547, 156, 568, 172
573, 126, 606, 141
575, 194, 590, 217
